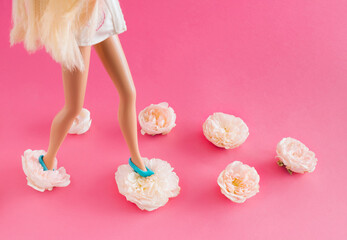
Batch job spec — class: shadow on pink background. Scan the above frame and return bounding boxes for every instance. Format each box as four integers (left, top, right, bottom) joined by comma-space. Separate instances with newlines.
0, 0, 346, 239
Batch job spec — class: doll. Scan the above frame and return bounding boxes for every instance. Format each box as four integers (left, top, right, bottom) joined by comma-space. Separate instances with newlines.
11, 0, 154, 188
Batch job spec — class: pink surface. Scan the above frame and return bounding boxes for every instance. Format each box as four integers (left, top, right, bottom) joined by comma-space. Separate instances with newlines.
1, 0, 346, 239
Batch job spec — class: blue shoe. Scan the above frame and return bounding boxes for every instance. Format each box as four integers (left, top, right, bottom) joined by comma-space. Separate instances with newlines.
38, 155, 55, 171
128, 157, 154, 177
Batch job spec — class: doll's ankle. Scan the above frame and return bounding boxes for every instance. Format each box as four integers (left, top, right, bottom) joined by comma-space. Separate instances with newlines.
130, 156, 147, 171
42, 155, 55, 170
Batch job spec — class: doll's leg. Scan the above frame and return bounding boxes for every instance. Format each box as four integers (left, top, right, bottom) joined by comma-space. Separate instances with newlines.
93, 35, 147, 171
42, 46, 92, 170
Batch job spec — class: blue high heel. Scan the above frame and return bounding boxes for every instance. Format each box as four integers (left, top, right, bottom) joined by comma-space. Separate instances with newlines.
128, 157, 154, 177
39, 155, 55, 171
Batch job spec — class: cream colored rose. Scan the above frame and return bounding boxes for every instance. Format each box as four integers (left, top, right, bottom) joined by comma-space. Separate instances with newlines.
138, 102, 176, 135
68, 108, 92, 135
203, 112, 249, 149
276, 137, 317, 174
217, 161, 260, 203
21, 149, 71, 192
115, 157, 180, 211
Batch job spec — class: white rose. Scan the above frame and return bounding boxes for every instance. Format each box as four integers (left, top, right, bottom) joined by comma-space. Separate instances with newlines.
115, 157, 180, 211
203, 112, 249, 149
21, 149, 70, 192
217, 161, 260, 203
68, 108, 92, 135
276, 137, 317, 174
138, 102, 176, 136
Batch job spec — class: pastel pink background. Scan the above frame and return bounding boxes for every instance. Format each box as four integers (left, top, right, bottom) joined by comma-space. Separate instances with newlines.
1, 0, 346, 239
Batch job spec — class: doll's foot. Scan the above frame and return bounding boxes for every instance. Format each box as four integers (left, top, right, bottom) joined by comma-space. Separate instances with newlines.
39, 155, 55, 171
130, 156, 147, 171
128, 157, 154, 177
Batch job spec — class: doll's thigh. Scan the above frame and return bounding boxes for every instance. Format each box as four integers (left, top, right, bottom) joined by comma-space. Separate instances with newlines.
93, 35, 136, 99
61, 46, 92, 116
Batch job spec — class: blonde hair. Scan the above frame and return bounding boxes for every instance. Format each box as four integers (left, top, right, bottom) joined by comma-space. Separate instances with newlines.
10, 0, 104, 71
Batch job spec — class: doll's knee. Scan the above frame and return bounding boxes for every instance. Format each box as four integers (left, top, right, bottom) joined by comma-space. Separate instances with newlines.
120, 87, 136, 102
63, 106, 83, 119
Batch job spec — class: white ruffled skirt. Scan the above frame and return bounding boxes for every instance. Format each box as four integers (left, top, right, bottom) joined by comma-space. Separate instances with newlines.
76, 0, 127, 46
